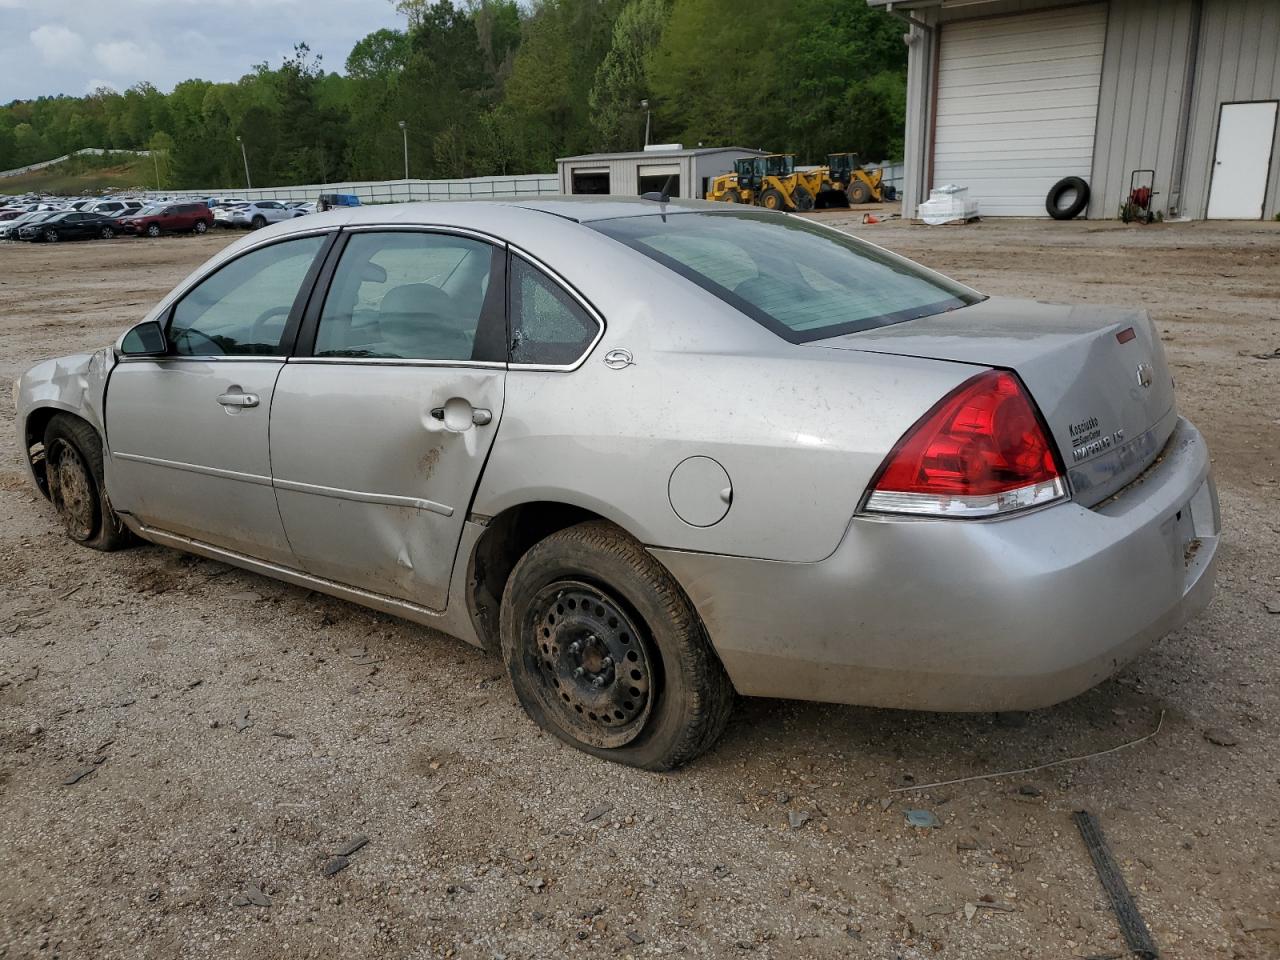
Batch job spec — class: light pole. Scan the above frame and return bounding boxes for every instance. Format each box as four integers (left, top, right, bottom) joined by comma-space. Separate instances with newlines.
236, 135, 251, 188
640, 99, 651, 148
398, 120, 409, 180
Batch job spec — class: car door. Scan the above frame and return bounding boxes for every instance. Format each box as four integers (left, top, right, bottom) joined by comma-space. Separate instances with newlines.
269, 228, 507, 609
105, 231, 333, 564
263, 201, 291, 224
65, 213, 93, 239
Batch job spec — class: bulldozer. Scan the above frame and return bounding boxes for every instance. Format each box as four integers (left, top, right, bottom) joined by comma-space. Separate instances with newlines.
706, 154, 824, 211
816, 153, 894, 207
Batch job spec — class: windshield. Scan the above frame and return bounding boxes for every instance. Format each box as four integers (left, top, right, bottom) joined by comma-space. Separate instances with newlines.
589, 210, 983, 342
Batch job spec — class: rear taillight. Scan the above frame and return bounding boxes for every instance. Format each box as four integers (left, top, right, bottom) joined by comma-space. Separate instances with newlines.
863, 369, 1066, 518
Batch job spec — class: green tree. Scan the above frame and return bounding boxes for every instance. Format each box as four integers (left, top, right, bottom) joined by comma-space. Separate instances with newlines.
588, 0, 669, 150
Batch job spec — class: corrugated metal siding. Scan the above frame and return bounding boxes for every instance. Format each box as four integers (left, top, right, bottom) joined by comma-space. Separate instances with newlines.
1181, 0, 1280, 218
1088, 0, 1196, 218
932, 4, 1107, 216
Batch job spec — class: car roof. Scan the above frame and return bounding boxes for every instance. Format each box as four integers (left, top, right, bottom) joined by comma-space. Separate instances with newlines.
273, 195, 743, 232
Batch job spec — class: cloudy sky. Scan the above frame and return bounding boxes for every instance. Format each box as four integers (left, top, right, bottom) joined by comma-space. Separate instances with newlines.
0, 0, 405, 102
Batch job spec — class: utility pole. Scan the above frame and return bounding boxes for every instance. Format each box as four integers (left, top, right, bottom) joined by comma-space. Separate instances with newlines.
399, 120, 409, 179
152, 149, 161, 190
236, 135, 252, 188
640, 99, 651, 148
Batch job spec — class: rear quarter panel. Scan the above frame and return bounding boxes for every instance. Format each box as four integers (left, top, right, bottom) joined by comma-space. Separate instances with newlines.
467, 219, 976, 563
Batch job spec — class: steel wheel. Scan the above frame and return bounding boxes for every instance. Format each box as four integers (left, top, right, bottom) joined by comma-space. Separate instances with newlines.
47, 438, 97, 541
520, 580, 656, 748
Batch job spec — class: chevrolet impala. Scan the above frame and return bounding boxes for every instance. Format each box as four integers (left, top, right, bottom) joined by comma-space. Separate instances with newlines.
14, 198, 1220, 768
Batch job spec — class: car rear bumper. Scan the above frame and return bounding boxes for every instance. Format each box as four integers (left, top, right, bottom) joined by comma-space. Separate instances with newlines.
652, 416, 1220, 712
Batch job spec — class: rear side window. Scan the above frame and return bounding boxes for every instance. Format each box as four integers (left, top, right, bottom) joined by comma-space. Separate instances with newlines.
168, 235, 324, 356
314, 231, 500, 362
509, 256, 599, 366
589, 210, 982, 342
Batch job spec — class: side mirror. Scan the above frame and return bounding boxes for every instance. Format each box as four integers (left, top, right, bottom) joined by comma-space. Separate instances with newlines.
120, 320, 168, 357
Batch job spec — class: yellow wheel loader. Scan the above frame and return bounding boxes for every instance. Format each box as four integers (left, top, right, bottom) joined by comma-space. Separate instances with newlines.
705, 155, 821, 212
815, 153, 895, 207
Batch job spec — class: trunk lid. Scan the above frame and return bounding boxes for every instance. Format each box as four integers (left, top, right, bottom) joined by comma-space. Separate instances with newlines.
809, 298, 1177, 507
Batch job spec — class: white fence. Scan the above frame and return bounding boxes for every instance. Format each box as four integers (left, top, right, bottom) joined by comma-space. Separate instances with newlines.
140, 174, 559, 204
0, 147, 151, 180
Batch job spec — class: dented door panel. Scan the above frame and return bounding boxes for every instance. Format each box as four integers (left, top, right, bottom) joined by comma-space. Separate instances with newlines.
269, 362, 505, 609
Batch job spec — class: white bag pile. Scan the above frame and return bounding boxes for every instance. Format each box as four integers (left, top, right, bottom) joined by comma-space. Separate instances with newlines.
918, 184, 979, 225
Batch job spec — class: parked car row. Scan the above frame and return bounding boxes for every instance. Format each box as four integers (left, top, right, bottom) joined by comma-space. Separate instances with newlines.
0, 192, 347, 244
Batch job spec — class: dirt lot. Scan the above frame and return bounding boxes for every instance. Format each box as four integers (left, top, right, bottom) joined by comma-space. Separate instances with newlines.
1, 219, 1278, 960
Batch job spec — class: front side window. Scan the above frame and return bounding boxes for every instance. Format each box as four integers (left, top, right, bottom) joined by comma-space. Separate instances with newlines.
589, 210, 982, 343
168, 235, 324, 356
314, 231, 499, 361
509, 256, 599, 366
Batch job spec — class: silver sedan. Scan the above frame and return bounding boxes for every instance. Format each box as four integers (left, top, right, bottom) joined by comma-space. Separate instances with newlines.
14, 198, 1220, 768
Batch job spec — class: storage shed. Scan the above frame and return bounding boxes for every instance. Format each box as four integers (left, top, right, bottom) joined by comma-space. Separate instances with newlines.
870, 0, 1280, 220
556, 146, 768, 201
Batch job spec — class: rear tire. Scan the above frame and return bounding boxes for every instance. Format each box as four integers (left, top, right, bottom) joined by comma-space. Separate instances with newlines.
251, 215, 266, 229
193, 219, 208, 234
500, 521, 733, 769
847, 179, 872, 205
43, 414, 135, 552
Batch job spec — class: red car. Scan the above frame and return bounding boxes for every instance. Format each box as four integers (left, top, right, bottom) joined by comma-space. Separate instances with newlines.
119, 202, 212, 237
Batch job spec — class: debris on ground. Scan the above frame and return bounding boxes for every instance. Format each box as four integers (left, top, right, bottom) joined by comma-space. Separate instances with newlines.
232, 883, 272, 908
61, 765, 97, 786
905, 809, 940, 828
893, 711, 1166, 793
233, 706, 253, 732
582, 803, 612, 823
788, 811, 812, 830
321, 855, 350, 877
1203, 728, 1239, 747
334, 835, 369, 857
1073, 810, 1159, 959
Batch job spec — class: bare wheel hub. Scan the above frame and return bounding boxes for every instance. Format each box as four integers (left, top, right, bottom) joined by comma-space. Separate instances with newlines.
525, 580, 654, 748
49, 440, 95, 541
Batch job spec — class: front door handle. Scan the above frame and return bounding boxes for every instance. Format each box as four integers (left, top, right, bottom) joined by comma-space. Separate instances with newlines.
430, 401, 492, 428
217, 392, 259, 408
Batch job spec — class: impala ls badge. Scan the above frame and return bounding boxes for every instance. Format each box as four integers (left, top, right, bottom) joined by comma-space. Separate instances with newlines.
1136, 362, 1154, 389
603, 348, 635, 370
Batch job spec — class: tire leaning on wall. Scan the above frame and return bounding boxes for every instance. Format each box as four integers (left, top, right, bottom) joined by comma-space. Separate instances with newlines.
1046, 177, 1090, 220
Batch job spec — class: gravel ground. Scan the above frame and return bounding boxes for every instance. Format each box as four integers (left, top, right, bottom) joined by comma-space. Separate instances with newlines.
1, 218, 1278, 960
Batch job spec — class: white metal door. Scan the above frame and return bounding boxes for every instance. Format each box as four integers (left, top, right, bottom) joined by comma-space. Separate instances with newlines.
1207, 101, 1278, 219
932, 5, 1107, 217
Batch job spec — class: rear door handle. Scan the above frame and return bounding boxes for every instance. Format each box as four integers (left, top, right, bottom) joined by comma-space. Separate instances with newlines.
217, 392, 259, 408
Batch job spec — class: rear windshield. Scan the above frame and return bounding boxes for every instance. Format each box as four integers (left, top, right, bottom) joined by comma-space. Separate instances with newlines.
589, 210, 982, 342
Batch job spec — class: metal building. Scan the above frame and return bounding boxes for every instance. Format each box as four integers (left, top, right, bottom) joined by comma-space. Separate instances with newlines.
871, 0, 1280, 220
556, 146, 768, 201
